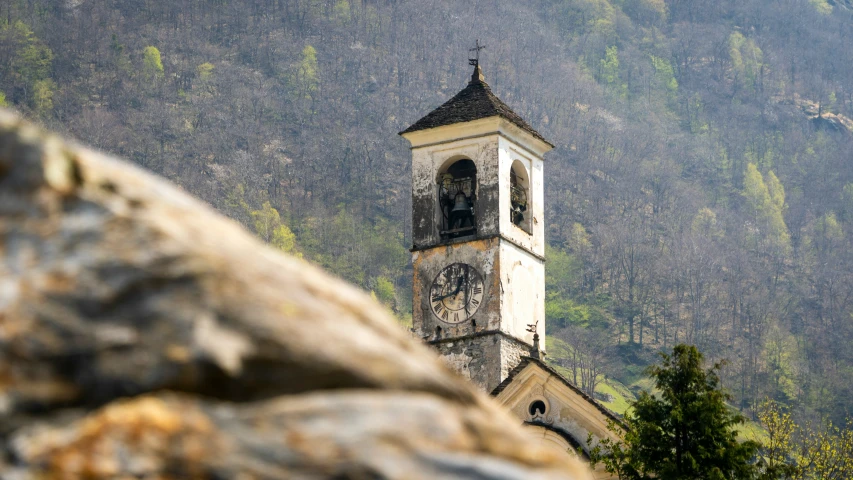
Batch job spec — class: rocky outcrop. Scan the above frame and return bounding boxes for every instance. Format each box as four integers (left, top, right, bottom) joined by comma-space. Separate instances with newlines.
0, 109, 590, 479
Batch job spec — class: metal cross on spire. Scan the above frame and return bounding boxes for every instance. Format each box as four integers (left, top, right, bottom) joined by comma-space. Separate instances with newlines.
468, 39, 486, 67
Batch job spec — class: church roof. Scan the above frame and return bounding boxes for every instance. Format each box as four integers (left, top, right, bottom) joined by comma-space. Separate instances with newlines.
400, 66, 553, 147
491, 356, 624, 427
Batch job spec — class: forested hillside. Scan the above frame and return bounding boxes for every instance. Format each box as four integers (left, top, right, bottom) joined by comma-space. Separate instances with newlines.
3, 0, 853, 426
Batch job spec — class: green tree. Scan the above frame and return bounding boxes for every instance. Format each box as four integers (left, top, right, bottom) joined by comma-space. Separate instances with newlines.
764, 171, 785, 212
374, 276, 396, 309
295, 45, 319, 100
729, 32, 763, 90
797, 419, 853, 479
545, 244, 583, 294
756, 400, 853, 479
0, 20, 54, 107
599, 45, 627, 97
251, 201, 300, 257
272, 224, 298, 255
590, 344, 760, 479
142, 45, 165, 83
743, 164, 790, 254
650, 55, 678, 98
252, 201, 280, 241
1, 21, 53, 85
755, 401, 798, 480
31, 78, 54, 115
225, 184, 252, 225
196, 62, 214, 81
692, 208, 723, 238
600, 45, 620, 85
568, 222, 592, 252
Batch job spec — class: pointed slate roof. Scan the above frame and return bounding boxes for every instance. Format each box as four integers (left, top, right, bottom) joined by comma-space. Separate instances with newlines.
400, 66, 552, 147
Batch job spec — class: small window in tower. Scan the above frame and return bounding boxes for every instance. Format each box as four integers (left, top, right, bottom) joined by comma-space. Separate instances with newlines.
438, 159, 477, 240
529, 399, 547, 417
510, 161, 531, 234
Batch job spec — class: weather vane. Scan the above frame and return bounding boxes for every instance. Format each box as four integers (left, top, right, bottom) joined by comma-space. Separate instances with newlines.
468, 39, 486, 67
526, 321, 538, 334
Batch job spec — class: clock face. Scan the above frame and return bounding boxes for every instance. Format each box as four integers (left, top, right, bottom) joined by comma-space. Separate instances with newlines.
429, 263, 485, 324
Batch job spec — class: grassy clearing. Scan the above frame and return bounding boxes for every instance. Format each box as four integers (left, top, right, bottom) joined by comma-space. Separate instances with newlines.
596, 378, 635, 415
545, 335, 573, 358
736, 417, 769, 444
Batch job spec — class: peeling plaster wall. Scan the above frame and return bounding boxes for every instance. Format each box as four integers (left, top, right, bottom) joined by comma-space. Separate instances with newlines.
410, 135, 501, 249
412, 238, 543, 348
412, 238, 501, 340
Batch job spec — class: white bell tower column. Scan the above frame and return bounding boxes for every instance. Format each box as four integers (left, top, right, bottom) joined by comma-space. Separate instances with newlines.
400, 63, 553, 392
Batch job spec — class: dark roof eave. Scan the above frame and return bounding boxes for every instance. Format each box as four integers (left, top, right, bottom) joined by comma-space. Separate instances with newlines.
398, 116, 555, 149
399, 71, 552, 147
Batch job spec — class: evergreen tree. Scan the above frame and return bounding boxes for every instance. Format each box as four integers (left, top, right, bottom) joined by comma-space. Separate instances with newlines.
590, 344, 760, 479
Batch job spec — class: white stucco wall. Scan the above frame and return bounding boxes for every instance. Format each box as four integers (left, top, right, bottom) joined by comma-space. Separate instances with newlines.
499, 240, 545, 349
498, 136, 545, 256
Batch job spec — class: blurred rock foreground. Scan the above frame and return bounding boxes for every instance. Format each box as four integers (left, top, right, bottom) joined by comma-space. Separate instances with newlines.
0, 109, 589, 479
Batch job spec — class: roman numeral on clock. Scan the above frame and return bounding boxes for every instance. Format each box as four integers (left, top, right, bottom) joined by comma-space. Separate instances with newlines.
430, 263, 485, 322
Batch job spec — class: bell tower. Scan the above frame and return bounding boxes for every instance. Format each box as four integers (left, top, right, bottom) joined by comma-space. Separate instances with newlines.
400, 62, 553, 392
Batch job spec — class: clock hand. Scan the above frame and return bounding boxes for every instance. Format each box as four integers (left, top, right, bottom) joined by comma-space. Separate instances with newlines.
435, 277, 465, 301
453, 276, 464, 295
433, 292, 456, 302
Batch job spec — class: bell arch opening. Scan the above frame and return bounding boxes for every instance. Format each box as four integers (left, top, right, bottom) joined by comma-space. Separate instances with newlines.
510, 160, 531, 234
438, 158, 477, 239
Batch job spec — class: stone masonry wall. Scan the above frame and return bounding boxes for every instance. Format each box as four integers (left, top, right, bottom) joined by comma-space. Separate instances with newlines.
499, 335, 531, 384
434, 332, 533, 393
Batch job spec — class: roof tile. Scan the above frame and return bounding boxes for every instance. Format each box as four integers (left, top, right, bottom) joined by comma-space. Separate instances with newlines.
400, 66, 551, 146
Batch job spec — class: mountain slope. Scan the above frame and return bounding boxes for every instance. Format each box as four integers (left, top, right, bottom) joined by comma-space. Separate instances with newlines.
2, 0, 853, 424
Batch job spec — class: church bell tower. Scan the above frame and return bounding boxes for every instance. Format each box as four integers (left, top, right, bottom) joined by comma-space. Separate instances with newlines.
400, 60, 553, 392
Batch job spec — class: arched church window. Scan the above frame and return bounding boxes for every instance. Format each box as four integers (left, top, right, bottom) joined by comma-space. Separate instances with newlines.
510, 161, 531, 234
438, 159, 477, 239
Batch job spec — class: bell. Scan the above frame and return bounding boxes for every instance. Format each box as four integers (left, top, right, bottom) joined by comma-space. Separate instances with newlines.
451, 192, 470, 213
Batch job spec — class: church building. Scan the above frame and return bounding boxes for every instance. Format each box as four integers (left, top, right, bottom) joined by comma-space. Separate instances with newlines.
400, 59, 622, 479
